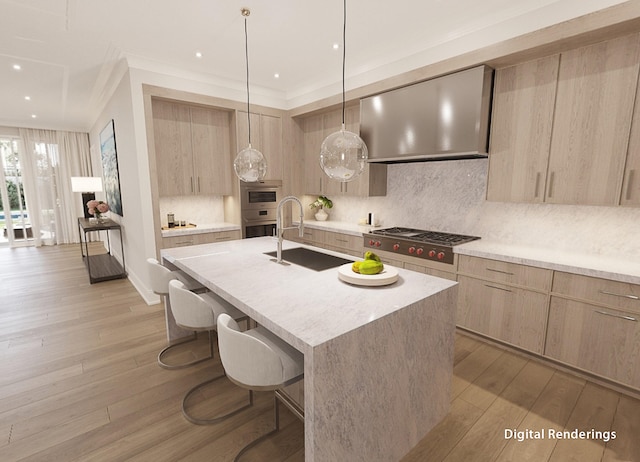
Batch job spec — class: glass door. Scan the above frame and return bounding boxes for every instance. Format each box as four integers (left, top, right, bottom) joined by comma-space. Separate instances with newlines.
0, 138, 31, 247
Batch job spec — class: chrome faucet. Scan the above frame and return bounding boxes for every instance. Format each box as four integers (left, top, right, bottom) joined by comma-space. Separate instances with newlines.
275, 196, 304, 263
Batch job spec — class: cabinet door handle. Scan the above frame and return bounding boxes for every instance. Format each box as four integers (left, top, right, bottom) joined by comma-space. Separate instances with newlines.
335, 238, 349, 243
484, 284, 512, 292
547, 172, 555, 198
625, 169, 635, 201
594, 310, 637, 322
486, 268, 515, 276
534, 172, 541, 198
598, 289, 639, 301
197, 176, 201, 193
190, 177, 194, 193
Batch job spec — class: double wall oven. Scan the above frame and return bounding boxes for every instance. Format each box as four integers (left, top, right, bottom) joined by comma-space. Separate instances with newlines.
240, 180, 282, 238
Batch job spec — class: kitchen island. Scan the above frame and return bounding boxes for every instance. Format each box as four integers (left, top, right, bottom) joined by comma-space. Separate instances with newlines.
162, 236, 458, 462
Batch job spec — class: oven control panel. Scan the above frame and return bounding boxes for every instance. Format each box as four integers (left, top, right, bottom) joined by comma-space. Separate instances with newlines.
364, 237, 454, 265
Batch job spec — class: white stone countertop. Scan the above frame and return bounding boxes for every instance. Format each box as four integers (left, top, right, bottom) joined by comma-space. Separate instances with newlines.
456, 239, 640, 285
161, 236, 456, 352
160, 222, 240, 237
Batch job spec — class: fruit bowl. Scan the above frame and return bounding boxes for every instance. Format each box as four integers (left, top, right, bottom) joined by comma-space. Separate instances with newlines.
337, 263, 399, 286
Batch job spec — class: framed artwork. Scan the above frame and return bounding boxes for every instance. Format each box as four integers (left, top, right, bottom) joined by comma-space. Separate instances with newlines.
99, 119, 123, 216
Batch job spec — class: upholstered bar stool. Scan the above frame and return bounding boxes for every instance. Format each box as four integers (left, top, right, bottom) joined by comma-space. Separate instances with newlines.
146, 257, 208, 369
217, 313, 305, 461
169, 280, 252, 425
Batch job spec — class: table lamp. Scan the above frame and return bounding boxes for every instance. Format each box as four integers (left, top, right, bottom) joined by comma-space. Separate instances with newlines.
71, 177, 103, 218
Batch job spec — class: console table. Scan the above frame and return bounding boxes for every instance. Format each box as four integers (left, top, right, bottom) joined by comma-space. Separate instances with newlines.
77, 217, 127, 283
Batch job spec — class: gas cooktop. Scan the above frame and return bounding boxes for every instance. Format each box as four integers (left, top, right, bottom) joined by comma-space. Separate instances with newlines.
365, 227, 480, 264
370, 227, 480, 246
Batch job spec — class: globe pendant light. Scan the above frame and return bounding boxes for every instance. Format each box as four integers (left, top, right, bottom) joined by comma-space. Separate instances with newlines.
234, 8, 267, 183
319, 0, 368, 183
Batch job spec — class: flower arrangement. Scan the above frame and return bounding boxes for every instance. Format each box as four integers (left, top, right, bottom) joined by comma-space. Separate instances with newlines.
309, 195, 333, 210
86, 199, 109, 219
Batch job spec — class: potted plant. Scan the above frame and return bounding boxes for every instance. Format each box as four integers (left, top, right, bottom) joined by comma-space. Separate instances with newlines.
310, 195, 333, 221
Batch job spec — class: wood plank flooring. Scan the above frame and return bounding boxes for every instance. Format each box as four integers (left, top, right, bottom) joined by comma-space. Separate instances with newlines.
1, 244, 638, 461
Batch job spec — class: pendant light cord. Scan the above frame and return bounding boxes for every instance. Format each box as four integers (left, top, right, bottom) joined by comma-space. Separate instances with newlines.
244, 17, 252, 145
341, 0, 346, 127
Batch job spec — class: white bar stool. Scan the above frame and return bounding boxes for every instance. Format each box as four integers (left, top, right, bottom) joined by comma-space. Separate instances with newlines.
217, 312, 305, 461
146, 257, 208, 369
169, 280, 252, 425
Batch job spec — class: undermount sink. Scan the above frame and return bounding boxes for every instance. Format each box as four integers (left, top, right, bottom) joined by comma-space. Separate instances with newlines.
264, 247, 353, 271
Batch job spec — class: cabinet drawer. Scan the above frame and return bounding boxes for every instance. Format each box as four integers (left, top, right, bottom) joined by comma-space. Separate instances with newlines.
552, 272, 640, 314
299, 228, 326, 246
545, 296, 640, 389
162, 235, 196, 248
404, 262, 457, 281
457, 275, 548, 353
325, 231, 363, 254
458, 255, 551, 291
162, 230, 240, 248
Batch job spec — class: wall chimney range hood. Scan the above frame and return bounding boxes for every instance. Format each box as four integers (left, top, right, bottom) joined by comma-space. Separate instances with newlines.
360, 65, 494, 163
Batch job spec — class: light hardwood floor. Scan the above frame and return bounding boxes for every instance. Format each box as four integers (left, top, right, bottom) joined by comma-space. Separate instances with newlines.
1, 244, 638, 461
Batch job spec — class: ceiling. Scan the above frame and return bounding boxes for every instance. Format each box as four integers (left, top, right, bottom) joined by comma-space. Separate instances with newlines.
0, 0, 629, 132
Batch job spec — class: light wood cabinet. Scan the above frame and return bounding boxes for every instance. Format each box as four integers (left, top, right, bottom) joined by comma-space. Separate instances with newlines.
152, 99, 232, 197
299, 105, 387, 197
303, 113, 325, 195
190, 106, 233, 195
622, 72, 640, 206
486, 55, 559, 202
456, 255, 552, 353
546, 33, 640, 206
457, 275, 549, 353
162, 230, 241, 248
458, 255, 552, 291
545, 272, 640, 388
487, 33, 640, 207
237, 111, 283, 180
324, 230, 363, 257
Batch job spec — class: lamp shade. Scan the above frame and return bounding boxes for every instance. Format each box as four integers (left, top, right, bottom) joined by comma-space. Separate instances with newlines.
320, 126, 368, 182
71, 177, 103, 192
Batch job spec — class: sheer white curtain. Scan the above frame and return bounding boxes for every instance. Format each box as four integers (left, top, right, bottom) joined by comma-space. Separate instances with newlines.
19, 129, 92, 246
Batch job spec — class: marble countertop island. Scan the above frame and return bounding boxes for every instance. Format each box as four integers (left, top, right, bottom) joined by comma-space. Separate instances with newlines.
162, 237, 458, 462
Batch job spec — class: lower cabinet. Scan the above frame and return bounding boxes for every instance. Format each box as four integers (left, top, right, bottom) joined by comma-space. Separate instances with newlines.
162, 230, 241, 248
545, 272, 640, 389
457, 275, 549, 354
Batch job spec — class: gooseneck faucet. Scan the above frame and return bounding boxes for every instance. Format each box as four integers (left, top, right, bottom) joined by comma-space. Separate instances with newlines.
275, 196, 304, 263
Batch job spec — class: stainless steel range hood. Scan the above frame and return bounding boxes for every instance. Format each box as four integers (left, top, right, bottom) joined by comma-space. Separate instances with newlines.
360, 65, 493, 163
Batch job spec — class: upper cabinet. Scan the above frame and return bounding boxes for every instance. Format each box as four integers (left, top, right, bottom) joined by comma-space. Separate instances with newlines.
487, 32, 640, 207
236, 111, 283, 181
486, 55, 559, 203
622, 69, 640, 206
299, 104, 387, 197
547, 33, 640, 206
152, 99, 233, 197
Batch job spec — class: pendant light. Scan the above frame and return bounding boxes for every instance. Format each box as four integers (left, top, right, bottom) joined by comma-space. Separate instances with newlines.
319, 0, 368, 183
234, 7, 267, 183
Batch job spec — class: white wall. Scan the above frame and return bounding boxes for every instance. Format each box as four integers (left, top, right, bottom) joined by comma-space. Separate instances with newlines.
89, 69, 158, 302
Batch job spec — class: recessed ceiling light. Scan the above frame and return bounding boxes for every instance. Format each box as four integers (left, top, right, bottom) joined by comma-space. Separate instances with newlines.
13, 64, 21, 70
195, 51, 202, 58
333, 43, 339, 50
31, 114, 37, 118
24, 96, 31, 101
274, 73, 280, 79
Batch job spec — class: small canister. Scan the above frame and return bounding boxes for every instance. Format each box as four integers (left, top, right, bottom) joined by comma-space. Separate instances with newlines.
167, 213, 175, 228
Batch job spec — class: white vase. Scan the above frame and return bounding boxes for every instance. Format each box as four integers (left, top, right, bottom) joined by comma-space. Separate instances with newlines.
315, 208, 329, 221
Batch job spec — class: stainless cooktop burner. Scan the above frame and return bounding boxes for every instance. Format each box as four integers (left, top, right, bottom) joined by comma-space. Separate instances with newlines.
370, 227, 480, 246
365, 227, 480, 264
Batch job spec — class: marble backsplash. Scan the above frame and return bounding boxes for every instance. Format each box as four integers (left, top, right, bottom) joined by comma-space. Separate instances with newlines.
159, 195, 225, 227
158, 159, 640, 260
317, 159, 640, 260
